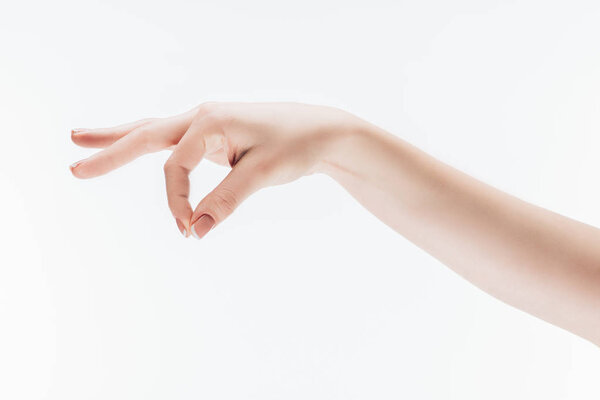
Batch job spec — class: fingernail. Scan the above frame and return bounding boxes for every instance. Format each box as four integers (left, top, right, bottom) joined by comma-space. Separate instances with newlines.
176, 218, 187, 237
191, 214, 215, 240
71, 128, 87, 135
69, 159, 84, 170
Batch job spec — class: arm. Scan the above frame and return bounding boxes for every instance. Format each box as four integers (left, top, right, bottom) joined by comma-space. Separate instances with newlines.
320, 122, 600, 347
70, 102, 600, 346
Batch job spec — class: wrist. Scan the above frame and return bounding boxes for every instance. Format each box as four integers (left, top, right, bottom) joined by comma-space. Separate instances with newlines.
314, 117, 378, 178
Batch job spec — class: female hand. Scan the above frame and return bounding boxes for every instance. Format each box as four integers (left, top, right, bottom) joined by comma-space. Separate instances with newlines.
71, 101, 600, 345
70, 102, 358, 238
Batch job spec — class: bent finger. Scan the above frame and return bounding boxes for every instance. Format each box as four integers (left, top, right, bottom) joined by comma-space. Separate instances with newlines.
164, 115, 223, 236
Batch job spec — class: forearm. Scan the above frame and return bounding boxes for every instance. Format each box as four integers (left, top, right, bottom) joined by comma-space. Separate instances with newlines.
320, 121, 600, 345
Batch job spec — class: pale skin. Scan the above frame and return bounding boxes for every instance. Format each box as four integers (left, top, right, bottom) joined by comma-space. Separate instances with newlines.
70, 102, 600, 347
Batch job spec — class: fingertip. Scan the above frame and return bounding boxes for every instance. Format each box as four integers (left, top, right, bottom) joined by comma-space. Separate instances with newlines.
191, 214, 216, 240
69, 160, 82, 175
71, 129, 122, 148
71, 128, 86, 140
175, 218, 189, 238
69, 168, 85, 179
71, 130, 88, 146
69, 160, 92, 179
71, 131, 97, 148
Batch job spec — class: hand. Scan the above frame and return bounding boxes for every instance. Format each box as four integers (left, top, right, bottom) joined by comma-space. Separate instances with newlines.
70, 102, 358, 238
70, 101, 600, 346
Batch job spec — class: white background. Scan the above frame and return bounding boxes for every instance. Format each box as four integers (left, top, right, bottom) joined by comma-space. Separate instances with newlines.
1, 0, 599, 398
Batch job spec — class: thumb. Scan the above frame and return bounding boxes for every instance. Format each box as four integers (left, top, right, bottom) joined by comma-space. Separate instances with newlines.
189, 154, 273, 239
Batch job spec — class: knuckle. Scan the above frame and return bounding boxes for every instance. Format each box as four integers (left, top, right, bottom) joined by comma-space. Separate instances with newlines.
163, 158, 190, 176
196, 101, 220, 117
195, 103, 230, 128
199, 113, 221, 127
163, 159, 177, 174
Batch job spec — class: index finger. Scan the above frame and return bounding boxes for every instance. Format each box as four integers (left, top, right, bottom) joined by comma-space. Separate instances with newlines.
163, 114, 223, 234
